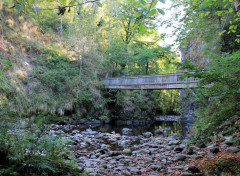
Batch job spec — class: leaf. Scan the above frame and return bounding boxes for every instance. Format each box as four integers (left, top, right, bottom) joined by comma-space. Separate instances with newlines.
158, 0, 165, 3
229, 8, 233, 13
157, 8, 165, 15
149, 9, 157, 16
140, 0, 147, 5
134, 12, 142, 18
15, 4, 24, 11
47, 0, 55, 2
96, 2, 102, 7
192, 0, 198, 5
33, 5, 40, 13
139, 24, 147, 32
152, 0, 158, 7
28, 0, 34, 3
59, 0, 66, 4
7, 5, 15, 12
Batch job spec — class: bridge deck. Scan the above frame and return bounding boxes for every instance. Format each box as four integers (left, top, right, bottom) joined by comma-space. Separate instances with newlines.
102, 72, 198, 90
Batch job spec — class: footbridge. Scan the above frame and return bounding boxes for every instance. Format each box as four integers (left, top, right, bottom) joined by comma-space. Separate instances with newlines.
102, 72, 198, 90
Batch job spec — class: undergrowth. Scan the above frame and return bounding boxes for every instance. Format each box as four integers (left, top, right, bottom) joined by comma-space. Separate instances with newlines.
199, 152, 240, 175
0, 119, 86, 176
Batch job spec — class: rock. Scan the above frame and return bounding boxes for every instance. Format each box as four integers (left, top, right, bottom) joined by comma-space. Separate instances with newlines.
125, 120, 133, 125
109, 151, 121, 156
169, 140, 180, 145
187, 166, 200, 173
89, 173, 97, 176
154, 129, 164, 135
162, 159, 167, 164
121, 128, 133, 135
150, 165, 162, 171
78, 118, 88, 124
127, 167, 141, 175
77, 167, 84, 172
181, 172, 193, 176
119, 141, 127, 146
72, 130, 80, 134
196, 140, 206, 148
209, 147, 219, 153
225, 140, 234, 146
82, 129, 98, 135
176, 154, 186, 161
55, 130, 65, 134
191, 155, 203, 159
104, 119, 111, 124
226, 147, 240, 153
95, 153, 100, 157
140, 149, 152, 155
87, 120, 103, 125
143, 132, 153, 138
174, 146, 184, 153
121, 171, 131, 176
187, 146, 196, 155
122, 149, 132, 155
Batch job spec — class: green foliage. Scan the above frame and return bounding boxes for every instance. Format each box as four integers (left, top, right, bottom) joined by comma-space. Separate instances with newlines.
174, 0, 240, 52
181, 51, 240, 137
36, 12, 69, 33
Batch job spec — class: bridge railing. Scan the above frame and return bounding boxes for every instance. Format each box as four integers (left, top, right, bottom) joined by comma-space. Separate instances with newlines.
102, 72, 198, 86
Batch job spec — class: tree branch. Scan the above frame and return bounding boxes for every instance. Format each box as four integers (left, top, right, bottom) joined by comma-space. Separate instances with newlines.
39, 0, 100, 11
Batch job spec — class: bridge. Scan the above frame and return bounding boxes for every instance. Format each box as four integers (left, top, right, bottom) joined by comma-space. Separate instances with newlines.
102, 72, 198, 90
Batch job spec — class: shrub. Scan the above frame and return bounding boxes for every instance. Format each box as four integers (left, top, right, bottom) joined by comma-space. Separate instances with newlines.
0, 121, 85, 176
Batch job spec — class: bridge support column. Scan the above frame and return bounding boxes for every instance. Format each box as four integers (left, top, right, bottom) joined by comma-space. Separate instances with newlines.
180, 89, 198, 122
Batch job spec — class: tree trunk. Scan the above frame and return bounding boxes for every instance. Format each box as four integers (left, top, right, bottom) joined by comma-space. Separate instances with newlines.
146, 61, 149, 74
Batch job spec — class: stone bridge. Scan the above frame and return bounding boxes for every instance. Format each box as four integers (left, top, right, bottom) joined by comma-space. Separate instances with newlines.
102, 72, 198, 90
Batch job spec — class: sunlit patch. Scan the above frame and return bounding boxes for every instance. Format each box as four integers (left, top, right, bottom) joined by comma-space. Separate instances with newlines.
6, 19, 14, 27
16, 70, 26, 79
16, 87, 20, 92
0, 95, 7, 105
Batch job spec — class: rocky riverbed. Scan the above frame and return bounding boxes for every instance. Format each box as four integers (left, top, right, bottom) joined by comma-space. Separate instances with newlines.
48, 124, 240, 176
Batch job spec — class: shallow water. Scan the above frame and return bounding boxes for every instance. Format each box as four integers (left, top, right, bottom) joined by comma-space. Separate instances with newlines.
72, 120, 192, 137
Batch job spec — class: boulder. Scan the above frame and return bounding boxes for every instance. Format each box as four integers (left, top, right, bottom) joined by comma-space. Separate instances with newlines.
150, 165, 162, 171
143, 132, 153, 138
169, 140, 180, 145
121, 128, 133, 135
122, 149, 132, 155
176, 154, 186, 161
187, 146, 196, 155
181, 172, 193, 176
209, 147, 219, 154
174, 146, 184, 153
154, 129, 164, 135
109, 151, 121, 156
226, 147, 239, 153
140, 149, 151, 155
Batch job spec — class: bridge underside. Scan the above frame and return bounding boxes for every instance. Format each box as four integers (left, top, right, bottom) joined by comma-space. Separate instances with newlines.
105, 82, 198, 90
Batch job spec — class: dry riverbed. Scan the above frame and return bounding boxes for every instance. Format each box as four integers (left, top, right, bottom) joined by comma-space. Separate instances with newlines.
49, 125, 240, 176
